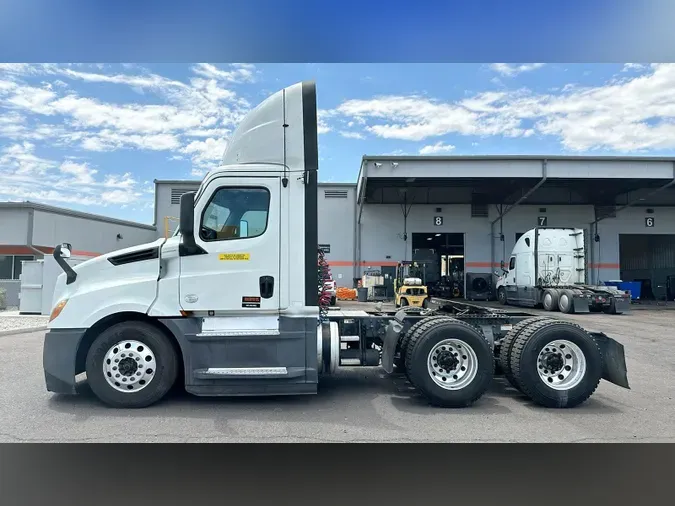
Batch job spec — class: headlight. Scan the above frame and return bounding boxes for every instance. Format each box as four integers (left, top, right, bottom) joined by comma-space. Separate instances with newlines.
49, 299, 68, 322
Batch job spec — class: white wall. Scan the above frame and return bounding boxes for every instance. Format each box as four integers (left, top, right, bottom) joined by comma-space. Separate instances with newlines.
0, 208, 29, 245
32, 210, 156, 254
357, 203, 675, 286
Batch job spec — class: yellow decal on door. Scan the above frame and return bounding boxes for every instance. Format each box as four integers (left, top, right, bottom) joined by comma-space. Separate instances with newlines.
219, 253, 250, 261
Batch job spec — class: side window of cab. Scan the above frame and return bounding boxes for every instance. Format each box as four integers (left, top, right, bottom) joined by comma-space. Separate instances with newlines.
509, 256, 516, 271
200, 187, 270, 241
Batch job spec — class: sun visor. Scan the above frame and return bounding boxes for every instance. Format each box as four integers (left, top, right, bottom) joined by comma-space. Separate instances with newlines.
221, 80, 318, 175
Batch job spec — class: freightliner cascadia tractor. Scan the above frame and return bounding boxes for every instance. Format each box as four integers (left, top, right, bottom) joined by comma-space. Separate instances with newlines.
43, 81, 630, 409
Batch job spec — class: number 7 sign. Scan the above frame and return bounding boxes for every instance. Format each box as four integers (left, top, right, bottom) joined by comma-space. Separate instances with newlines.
538, 216, 548, 226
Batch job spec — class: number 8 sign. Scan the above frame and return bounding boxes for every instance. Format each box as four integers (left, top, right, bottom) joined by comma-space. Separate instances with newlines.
434, 216, 443, 226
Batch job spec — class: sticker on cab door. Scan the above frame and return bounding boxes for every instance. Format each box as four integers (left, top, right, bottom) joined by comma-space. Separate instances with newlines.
219, 253, 250, 261
242, 296, 261, 308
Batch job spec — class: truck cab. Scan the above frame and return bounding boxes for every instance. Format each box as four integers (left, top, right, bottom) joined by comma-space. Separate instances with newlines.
495, 227, 630, 314
43, 81, 322, 407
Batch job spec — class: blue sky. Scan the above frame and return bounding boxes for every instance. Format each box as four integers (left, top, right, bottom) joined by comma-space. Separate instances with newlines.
1, 62, 675, 224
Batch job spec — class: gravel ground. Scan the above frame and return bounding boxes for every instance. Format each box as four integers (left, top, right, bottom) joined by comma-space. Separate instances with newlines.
0, 304, 673, 442
0, 309, 49, 335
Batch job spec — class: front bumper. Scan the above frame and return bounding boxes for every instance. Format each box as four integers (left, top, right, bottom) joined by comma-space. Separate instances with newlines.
43, 328, 87, 394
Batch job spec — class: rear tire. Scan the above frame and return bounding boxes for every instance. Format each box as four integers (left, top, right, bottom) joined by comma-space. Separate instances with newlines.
602, 298, 618, 314
405, 318, 494, 407
85, 321, 179, 409
498, 287, 507, 305
509, 319, 602, 408
497, 316, 552, 390
400, 298, 409, 307
558, 289, 575, 314
330, 296, 337, 306
394, 316, 455, 373
542, 289, 559, 312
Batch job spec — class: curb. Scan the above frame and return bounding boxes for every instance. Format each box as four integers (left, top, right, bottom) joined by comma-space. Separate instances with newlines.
0, 326, 48, 337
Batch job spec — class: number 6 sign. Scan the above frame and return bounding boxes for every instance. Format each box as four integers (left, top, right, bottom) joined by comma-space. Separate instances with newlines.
645, 217, 655, 228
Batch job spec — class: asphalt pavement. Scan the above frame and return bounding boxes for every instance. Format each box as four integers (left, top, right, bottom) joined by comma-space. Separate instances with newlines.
1, 307, 674, 442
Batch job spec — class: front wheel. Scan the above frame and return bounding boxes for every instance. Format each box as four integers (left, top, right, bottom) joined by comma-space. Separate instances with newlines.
85, 321, 179, 408
498, 287, 508, 305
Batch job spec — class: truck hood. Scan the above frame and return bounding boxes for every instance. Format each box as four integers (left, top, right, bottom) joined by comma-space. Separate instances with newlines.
51, 237, 166, 306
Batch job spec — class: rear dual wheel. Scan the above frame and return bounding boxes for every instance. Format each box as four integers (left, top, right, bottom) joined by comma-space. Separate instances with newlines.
500, 318, 602, 408
404, 318, 494, 407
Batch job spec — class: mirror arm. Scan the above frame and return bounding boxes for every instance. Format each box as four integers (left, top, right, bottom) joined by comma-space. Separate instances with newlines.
53, 243, 77, 285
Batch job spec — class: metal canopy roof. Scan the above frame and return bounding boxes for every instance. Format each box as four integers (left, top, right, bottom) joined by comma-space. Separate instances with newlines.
357, 156, 675, 207
362, 177, 675, 206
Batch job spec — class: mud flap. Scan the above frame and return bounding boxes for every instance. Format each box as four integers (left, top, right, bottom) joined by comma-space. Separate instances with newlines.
613, 297, 631, 314
592, 332, 630, 389
572, 295, 590, 313
381, 319, 404, 374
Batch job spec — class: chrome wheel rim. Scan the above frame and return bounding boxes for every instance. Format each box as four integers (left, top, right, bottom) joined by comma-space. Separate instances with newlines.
427, 339, 478, 390
559, 294, 570, 311
537, 339, 586, 390
544, 292, 553, 308
103, 340, 157, 393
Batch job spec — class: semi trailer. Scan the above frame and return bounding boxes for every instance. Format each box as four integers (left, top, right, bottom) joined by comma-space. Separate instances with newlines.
42, 81, 630, 410
495, 227, 631, 314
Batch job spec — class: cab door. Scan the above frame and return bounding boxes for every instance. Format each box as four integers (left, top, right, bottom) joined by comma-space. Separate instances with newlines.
179, 176, 280, 318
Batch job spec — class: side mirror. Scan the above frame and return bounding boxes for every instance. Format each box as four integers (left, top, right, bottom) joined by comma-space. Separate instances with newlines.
500, 260, 505, 270
179, 192, 199, 254
59, 243, 72, 258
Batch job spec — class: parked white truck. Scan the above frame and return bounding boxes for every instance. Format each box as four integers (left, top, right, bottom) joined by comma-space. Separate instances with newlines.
42, 81, 630, 410
495, 227, 631, 314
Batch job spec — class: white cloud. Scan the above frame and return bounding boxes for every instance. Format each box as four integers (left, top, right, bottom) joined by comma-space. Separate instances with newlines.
191, 63, 257, 83
180, 137, 228, 170
327, 63, 675, 151
339, 131, 364, 140
419, 142, 456, 155
0, 141, 57, 175
0, 142, 149, 208
622, 63, 648, 72
0, 63, 254, 160
489, 63, 545, 77
59, 160, 97, 184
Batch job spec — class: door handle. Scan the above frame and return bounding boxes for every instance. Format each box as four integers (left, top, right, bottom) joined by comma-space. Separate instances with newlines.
259, 276, 274, 299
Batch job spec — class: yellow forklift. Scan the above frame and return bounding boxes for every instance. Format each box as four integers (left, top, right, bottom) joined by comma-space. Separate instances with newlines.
394, 261, 430, 308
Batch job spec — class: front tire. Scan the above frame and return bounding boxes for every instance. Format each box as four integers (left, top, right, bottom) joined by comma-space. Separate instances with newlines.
85, 321, 179, 409
405, 318, 494, 407
498, 287, 508, 305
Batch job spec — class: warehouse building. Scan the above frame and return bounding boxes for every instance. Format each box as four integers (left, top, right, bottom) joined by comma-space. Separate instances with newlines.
155, 155, 675, 302
0, 202, 157, 306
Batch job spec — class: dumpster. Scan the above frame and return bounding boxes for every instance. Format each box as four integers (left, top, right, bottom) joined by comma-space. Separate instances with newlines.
602, 280, 641, 300
357, 287, 368, 302
618, 281, 641, 300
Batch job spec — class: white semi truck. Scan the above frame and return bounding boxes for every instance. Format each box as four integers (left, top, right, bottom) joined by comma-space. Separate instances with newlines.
495, 228, 631, 314
42, 81, 630, 410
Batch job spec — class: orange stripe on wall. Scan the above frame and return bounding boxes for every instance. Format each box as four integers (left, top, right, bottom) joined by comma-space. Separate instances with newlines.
0, 245, 37, 255
327, 261, 399, 267
589, 263, 620, 269
34, 246, 101, 258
